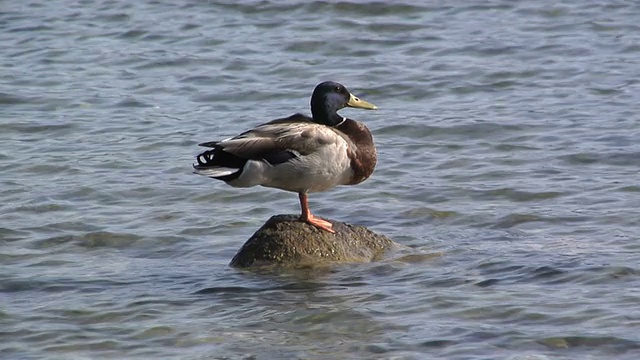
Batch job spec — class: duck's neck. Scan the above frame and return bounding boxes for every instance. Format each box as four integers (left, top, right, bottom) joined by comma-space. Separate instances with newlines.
311, 97, 344, 126
334, 116, 347, 127
311, 102, 343, 127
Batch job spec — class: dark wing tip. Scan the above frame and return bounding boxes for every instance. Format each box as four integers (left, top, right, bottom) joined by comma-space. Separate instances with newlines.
198, 141, 219, 148
262, 150, 298, 165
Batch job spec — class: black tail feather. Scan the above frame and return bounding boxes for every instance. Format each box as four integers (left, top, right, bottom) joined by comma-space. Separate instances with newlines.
194, 147, 247, 174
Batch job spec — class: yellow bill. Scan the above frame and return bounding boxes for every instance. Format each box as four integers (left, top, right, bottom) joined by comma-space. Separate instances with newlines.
347, 93, 378, 110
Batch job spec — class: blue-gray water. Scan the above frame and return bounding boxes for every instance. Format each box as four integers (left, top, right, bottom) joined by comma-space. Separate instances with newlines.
2, 1, 640, 359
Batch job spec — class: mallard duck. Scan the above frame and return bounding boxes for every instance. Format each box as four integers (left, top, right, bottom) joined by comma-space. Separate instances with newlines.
194, 81, 377, 233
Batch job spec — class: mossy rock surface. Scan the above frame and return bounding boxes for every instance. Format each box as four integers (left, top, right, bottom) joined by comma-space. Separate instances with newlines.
230, 214, 398, 268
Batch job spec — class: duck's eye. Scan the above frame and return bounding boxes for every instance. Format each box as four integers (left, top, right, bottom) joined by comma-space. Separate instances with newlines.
335, 86, 342, 92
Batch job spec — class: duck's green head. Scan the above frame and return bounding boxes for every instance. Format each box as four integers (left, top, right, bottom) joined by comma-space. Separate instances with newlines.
310, 81, 377, 126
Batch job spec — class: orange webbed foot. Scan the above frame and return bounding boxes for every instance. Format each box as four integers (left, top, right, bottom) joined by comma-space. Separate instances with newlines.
302, 214, 335, 233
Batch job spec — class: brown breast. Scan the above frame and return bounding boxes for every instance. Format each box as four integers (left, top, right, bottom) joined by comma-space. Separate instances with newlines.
336, 119, 377, 185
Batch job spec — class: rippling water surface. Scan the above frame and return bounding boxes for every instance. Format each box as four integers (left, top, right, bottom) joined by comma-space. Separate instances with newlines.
2, 1, 640, 359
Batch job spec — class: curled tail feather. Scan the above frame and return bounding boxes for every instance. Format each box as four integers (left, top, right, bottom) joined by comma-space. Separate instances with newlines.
193, 148, 246, 182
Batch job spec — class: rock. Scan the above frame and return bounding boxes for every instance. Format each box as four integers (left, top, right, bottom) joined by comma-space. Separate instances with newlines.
230, 214, 398, 268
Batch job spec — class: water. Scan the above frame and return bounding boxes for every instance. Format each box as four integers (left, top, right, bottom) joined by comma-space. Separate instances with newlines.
2, 0, 640, 359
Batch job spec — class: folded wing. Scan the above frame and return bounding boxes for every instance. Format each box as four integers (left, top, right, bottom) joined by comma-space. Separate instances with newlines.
194, 114, 344, 182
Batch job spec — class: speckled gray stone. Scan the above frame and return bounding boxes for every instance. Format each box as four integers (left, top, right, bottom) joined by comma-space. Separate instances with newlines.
230, 214, 397, 268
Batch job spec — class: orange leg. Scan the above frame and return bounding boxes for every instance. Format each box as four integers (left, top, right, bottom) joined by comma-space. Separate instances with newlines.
298, 192, 335, 233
